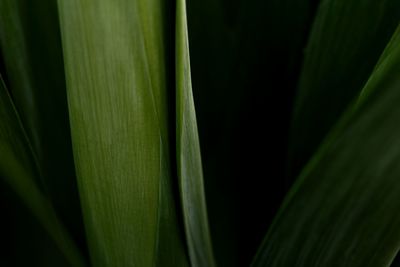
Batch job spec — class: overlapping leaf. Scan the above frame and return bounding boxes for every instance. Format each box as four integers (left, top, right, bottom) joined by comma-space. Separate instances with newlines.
58, 0, 188, 266
252, 25, 400, 266
289, 0, 400, 181
0, 75, 85, 267
0, 0, 82, 239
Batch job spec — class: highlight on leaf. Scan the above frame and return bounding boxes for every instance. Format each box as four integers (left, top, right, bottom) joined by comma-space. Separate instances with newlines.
1, 0, 400, 266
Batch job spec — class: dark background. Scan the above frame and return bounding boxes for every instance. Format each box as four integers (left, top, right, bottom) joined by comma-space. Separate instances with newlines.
186, 0, 320, 265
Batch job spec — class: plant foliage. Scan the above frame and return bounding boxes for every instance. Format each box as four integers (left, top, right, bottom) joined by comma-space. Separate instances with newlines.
0, 0, 400, 266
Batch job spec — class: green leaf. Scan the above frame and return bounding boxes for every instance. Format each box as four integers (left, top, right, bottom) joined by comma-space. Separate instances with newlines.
58, 0, 188, 266
252, 25, 400, 266
0, 75, 85, 267
176, 0, 216, 266
288, 0, 400, 181
0, 0, 83, 238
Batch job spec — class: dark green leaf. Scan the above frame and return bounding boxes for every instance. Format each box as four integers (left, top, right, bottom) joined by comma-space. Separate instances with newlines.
289, 0, 400, 181
0, 0, 83, 240
0, 75, 85, 267
252, 25, 400, 267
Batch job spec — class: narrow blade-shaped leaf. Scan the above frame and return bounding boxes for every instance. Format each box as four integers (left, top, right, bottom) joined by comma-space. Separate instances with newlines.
289, 0, 400, 181
0, 0, 83, 239
252, 25, 400, 266
176, 0, 216, 266
0, 75, 85, 267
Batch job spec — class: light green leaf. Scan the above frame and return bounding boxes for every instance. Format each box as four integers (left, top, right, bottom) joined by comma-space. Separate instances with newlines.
288, 0, 400, 181
252, 25, 400, 266
0, 75, 85, 267
176, 0, 216, 266
58, 0, 188, 266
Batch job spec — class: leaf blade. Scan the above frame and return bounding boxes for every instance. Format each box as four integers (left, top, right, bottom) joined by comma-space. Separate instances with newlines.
0, 0, 83, 240
252, 25, 400, 267
288, 0, 400, 181
0, 74, 86, 267
58, 0, 189, 266
176, 0, 216, 266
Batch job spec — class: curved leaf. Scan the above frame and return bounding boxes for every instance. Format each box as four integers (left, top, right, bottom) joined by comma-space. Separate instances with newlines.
288, 0, 400, 181
0, 75, 85, 267
58, 0, 189, 266
176, 0, 216, 266
0, 0, 82, 239
252, 25, 400, 267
